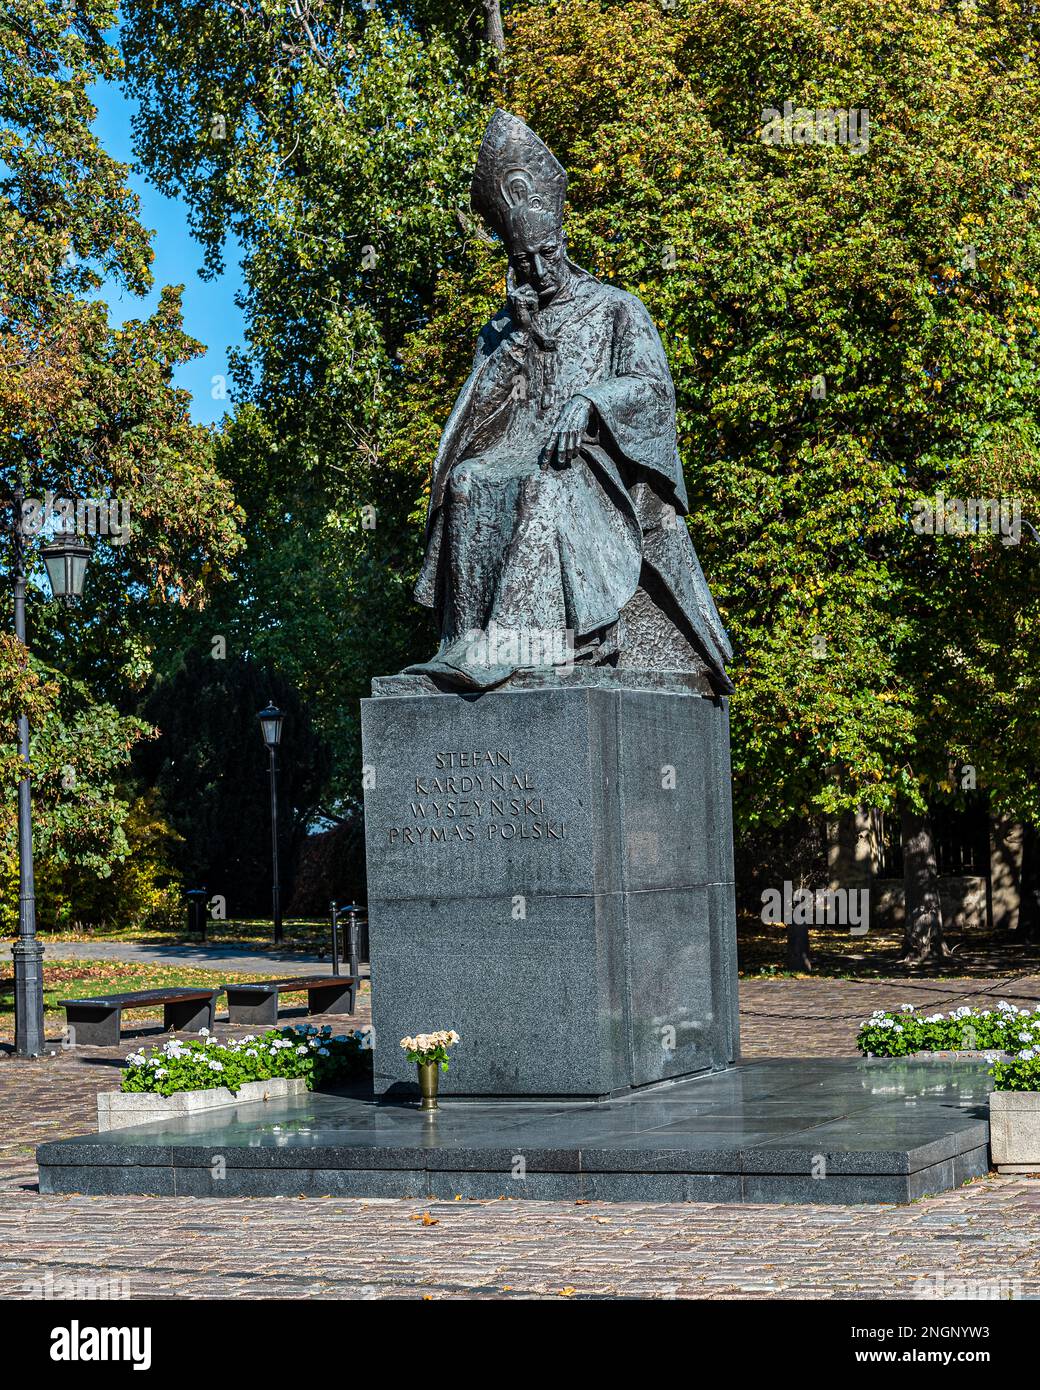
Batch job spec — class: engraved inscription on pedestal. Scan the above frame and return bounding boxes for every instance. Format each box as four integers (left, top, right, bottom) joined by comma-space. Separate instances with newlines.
385, 750, 567, 852
362, 686, 739, 1099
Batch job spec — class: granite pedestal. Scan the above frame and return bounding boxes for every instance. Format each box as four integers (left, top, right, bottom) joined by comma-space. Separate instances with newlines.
36, 1058, 994, 1205
360, 677, 739, 1098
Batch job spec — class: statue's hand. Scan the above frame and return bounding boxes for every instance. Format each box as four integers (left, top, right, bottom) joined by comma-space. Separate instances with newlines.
508, 284, 539, 329
550, 396, 592, 468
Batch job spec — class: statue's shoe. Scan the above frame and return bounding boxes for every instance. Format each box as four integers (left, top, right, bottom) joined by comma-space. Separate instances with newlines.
402, 633, 516, 691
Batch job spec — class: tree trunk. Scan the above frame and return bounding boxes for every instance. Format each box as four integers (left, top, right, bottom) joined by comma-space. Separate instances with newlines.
900, 806, 951, 964
483, 0, 505, 56
786, 921, 812, 973
1019, 824, 1040, 942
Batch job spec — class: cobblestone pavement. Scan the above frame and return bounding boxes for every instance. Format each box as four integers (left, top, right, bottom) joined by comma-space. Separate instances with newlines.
738, 972, 1040, 1057
0, 940, 352, 974
1, 976, 1039, 1301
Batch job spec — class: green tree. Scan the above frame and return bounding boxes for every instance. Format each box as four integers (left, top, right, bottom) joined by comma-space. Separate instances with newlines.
137, 652, 331, 918
33, 786, 184, 934
120, 2, 496, 805
121, 0, 1040, 966
413, 0, 1040, 963
1, 0, 244, 917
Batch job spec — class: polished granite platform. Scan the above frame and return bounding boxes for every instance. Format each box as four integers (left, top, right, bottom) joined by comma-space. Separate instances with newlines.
36, 1058, 994, 1205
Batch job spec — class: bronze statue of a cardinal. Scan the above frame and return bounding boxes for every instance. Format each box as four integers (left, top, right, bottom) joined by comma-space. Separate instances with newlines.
406, 109, 733, 695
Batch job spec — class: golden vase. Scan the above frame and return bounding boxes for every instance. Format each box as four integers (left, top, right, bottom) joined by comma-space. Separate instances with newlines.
418, 1060, 440, 1110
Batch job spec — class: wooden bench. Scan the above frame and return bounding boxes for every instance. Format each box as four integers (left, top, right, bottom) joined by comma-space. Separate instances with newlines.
222, 975, 358, 1025
59, 988, 220, 1047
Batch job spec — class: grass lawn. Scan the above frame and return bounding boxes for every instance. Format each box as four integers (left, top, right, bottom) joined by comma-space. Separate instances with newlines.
0, 959, 348, 1042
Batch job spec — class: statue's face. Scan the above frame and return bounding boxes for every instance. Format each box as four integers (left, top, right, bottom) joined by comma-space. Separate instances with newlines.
506, 209, 567, 304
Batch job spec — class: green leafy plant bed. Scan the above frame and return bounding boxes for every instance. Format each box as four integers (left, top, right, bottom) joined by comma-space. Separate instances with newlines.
857, 1002, 1040, 1059
120, 1025, 372, 1096
990, 1055, 1040, 1092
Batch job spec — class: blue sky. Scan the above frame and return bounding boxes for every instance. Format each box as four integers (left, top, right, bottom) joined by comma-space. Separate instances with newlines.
89, 76, 247, 428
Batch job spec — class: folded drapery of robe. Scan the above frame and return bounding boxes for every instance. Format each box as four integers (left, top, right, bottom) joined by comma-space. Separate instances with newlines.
409, 266, 732, 693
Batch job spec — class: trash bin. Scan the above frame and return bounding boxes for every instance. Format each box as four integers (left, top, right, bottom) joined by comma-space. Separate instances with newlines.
185, 888, 208, 938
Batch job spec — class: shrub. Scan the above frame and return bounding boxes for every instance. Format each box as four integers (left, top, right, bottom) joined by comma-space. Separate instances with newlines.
120, 1024, 371, 1096
856, 1001, 1040, 1058
991, 1054, 1040, 1092
36, 790, 185, 934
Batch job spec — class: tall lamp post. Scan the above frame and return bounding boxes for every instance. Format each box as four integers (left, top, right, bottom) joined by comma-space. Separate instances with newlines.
9, 482, 90, 1056
257, 703, 285, 945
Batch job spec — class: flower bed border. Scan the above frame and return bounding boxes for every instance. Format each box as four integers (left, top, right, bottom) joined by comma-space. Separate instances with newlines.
989, 1091, 1040, 1171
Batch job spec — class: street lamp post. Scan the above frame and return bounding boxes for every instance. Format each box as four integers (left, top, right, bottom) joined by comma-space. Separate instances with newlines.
11, 481, 43, 1056
257, 703, 285, 945
9, 483, 90, 1056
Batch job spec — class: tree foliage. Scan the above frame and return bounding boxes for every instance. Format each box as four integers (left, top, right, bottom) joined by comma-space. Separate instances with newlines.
136, 651, 332, 917
119, 0, 1040, 884
1, 0, 243, 907
488, 0, 1040, 834
120, 1, 497, 803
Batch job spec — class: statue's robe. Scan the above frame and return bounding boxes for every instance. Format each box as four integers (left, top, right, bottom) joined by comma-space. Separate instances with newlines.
412, 265, 733, 690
